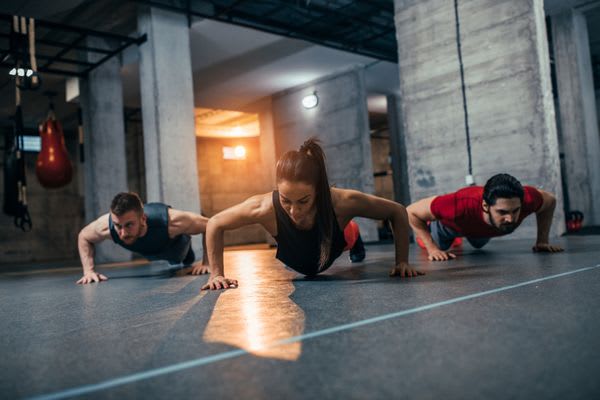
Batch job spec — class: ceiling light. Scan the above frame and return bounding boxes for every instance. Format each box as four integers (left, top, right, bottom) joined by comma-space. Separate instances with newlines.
302, 92, 318, 109
9, 67, 34, 77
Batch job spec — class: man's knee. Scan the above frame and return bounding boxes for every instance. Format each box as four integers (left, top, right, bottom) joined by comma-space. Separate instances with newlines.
467, 238, 489, 249
182, 247, 196, 266
430, 221, 456, 251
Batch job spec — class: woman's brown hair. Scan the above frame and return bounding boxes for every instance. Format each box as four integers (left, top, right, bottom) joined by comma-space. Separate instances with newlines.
276, 138, 333, 269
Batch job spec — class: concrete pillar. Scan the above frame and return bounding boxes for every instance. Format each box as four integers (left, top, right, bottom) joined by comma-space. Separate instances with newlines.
272, 68, 379, 242
552, 10, 600, 225
256, 98, 278, 245
393, 0, 565, 238
80, 37, 130, 262
386, 94, 411, 206
258, 102, 277, 192
138, 7, 203, 255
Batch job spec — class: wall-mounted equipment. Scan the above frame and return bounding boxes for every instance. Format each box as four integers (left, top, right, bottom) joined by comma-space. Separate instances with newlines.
222, 145, 246, 160
302, 92, 318, 109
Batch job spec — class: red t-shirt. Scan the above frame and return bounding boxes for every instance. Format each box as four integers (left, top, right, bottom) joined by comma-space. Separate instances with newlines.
430, 186, 543, 238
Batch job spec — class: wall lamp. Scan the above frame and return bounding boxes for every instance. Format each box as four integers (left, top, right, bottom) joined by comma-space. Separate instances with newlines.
223, 145, 246, 160
302, 92, 319, 109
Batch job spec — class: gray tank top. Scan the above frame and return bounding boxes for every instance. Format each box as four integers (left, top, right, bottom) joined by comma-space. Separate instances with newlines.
109, 202, 191, 264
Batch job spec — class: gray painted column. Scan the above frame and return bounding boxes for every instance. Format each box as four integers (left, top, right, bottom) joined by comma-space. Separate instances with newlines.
80, 37, 130, 262
386, 94, 411, 206
552, 10, 600, 225
138, 7, 203, 256
393, 0, 565, 238
272, 68, 378, 242
257, 99, 278, 246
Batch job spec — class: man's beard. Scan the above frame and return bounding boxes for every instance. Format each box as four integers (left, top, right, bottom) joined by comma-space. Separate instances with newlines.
122, 225, 143, 243
487, 212, 517, 234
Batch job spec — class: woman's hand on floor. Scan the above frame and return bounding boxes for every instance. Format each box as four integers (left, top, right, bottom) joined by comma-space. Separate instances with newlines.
389, 262, 425, 278
201, 275, 238, 290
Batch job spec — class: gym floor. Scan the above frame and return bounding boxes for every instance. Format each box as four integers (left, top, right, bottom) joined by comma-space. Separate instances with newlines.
1, 236, 599, 399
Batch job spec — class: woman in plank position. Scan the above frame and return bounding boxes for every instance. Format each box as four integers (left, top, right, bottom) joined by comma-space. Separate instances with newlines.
202, 138, 424, 290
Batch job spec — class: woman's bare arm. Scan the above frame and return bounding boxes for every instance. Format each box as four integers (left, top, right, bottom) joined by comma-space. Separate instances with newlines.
202, 193, 275, 290
333, 188, 424, 277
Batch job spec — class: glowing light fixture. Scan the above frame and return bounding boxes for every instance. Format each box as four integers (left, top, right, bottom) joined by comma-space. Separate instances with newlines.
21, 135, 41, 152
234, 145, 246, 158
223, 145, 246, 160
302, 92, 319, 109
9, 67, 34, 77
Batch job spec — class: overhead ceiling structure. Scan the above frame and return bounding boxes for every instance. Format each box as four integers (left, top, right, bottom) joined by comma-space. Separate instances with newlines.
1, 0, 598, 128
132, 0, 398, 62
544, 0, 600, 15
195, 108, 260, 138
0, 12, 146, 77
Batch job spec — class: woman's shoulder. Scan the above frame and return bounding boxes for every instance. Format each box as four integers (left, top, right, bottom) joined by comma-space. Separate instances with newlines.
331, 186, 363, 201
331, 187, 365, 214
242, 192, 275, 219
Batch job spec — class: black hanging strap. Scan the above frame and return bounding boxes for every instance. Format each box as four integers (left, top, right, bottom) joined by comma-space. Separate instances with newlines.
454, 0, 473, 179
13, 86, 32, 232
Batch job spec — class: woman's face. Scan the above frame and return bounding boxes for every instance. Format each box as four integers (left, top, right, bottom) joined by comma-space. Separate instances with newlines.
277, 179, 317, 227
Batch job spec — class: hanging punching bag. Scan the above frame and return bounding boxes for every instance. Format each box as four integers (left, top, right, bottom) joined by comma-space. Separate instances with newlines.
36, 106, 73, 188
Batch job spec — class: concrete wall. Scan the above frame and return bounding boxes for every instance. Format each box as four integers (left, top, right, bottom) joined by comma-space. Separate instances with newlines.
552, 10, 600, 226
242, 96, 278, 246
371, 131, 395, 240
196, 136, 271, 245
387, 94, 412, 206
597, 91, 600, 140
394, 0, 565, 238
79, 36, 130, 262
271, 68, 379, 242
124, 110, 146, 201
196, 96, 278, 246
138, 7, 203, 256
371, 134, 394, 202
0, 127, 83, 265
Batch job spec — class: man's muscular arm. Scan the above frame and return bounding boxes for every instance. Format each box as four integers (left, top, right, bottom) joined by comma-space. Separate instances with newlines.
407, 196, 456, 261
168, 209, 210, 275
76, 214, 111, 284
532, 189, 564, 253
167, 209, 209, 238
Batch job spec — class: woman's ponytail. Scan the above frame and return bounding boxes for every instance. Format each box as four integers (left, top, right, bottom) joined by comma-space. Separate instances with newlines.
276, 137, 334, 269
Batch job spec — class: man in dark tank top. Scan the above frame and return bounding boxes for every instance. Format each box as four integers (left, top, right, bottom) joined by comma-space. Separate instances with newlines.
76, 192, 209, 284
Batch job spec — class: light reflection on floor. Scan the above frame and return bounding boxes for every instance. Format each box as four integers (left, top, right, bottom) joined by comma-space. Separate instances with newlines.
202, 249, 305, 361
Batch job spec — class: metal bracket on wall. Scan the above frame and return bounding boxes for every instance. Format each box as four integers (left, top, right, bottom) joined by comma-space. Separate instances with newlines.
0, 12, 147, 78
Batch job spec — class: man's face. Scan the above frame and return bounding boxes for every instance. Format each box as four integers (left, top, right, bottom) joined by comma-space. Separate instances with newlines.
483, 197, 522, 234
110, 210, 146, 245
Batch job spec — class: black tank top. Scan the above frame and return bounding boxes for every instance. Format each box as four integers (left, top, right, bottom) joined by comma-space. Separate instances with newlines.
109, 202, 191, 264
272, 191, 346, 276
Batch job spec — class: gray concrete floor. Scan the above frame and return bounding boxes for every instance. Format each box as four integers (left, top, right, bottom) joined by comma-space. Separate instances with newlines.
1, 236, 599, 399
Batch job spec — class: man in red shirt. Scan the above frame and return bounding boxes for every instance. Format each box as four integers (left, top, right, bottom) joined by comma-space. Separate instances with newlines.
407, 173, 564, 261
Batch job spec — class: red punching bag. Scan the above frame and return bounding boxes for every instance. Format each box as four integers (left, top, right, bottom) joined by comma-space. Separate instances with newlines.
36, 104, 72, 188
